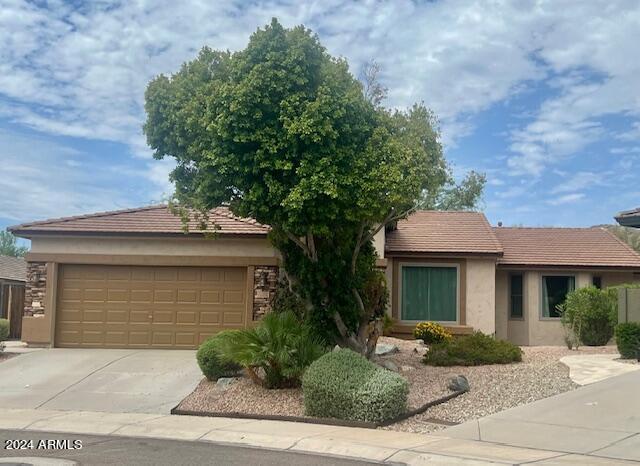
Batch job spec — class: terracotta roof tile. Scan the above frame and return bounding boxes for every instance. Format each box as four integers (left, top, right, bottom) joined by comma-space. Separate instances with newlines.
385, 211, 503, 255
493, 227, 640, 268
9, 205, 269, 237
0, 255, 27, 282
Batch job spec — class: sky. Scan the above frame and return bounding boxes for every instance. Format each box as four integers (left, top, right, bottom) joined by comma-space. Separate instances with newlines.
1, 0, 639, 236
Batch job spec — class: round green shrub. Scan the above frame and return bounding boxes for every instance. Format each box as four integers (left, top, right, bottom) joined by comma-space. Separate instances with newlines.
196, 337, 241, 381
615, 323, 640, 359
302, 349, 408, 423
423, 332, 522, 366
0, 319, 9, 341
562, 287, 616, 346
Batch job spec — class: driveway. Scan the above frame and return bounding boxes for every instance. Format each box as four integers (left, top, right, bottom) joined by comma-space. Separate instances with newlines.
445, 369, 640, 463
0, 349, 201, 414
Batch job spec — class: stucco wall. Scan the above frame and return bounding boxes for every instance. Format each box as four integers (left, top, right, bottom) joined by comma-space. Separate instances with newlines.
601, 271, 639, 287
30, 235, 279, 258
373, 228, 385, 259
464, 259, 497, 335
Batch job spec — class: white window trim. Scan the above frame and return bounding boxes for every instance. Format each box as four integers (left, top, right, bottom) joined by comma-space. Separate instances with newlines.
398, 262, 460, 325
539, 273, 577, 321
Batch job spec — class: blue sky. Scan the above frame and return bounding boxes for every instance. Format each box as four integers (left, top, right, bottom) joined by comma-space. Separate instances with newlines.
1, 0, 639, 238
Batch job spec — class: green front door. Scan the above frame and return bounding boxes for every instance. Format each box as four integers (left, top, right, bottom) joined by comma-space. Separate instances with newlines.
401, 266, 457, 322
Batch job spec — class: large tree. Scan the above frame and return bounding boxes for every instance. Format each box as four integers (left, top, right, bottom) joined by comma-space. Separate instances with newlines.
0, 231, 28, 257
144, 19, 483, 357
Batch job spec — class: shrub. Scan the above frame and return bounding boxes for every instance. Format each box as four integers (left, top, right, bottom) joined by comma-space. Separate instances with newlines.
0, 319, 9, 342
423, 332, 522, 366
562, 287, 616, 346
413, 322, 452, 344
302, 349, 408, 423
196, 337, 242, 381
213, 310, 326, 388
615, 323, 640, 359
382, 314, 395, 336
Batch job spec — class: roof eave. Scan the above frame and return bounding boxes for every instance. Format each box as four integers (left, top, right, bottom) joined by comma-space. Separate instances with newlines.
9, 230, 269, 239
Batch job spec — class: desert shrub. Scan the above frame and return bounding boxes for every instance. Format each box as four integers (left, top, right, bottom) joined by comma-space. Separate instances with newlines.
213, 310, 326, 388
423, 331, 522, 366
413, 321, 452, 344
382, 314, 396, 336
615, 323, 640, 359
0, 319, 9, 341
302, 349, 408, 423
562, 286, 616, 346
196, 337, 242, 381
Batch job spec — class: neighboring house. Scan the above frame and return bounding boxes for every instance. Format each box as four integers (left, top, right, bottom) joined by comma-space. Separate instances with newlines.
9, 206, 640, 348
616, 207, 640, 228
0, 255, 27, 339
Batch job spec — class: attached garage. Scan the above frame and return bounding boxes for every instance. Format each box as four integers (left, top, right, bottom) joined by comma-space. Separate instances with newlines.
8, 205, 280, 349
55, 265, 248, 349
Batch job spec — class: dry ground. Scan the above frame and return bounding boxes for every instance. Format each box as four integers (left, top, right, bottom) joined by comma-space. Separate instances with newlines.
177, 337, 618, 432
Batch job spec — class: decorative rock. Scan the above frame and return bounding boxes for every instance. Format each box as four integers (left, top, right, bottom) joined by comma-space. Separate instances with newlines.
448, 375, 470, 392
379, 360, 399, 372
414, 339, 426, 346
333, 344, 342, 352
400, 365, 414, 372
215, 377, 237, 390
375, 343, 399, 356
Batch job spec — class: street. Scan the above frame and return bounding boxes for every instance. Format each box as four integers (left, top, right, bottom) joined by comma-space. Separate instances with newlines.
0, 430, 382, 466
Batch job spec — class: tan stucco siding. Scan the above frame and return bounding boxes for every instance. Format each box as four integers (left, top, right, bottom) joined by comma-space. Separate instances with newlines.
465, 259, 496, 335
494, 270, 509, 341
601, 271, 639, 287
30, 236, 279, 258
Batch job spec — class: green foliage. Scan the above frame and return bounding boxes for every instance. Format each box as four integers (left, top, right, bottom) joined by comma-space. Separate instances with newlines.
0, 231, 28, 257
271, 280, 307, 320
413, 322, 452, 344
615, 323, 640, 359
420, 171, 486, 211
212, 311, 326, 388
196, 337, 241, 381
423, 332, 522, 366
0, 319, 9, 341
562, 286, 617, 346
302, 349, 408, 423
144, 19, 484, 350
602, 225, 640, 252
382, 314, 395, 336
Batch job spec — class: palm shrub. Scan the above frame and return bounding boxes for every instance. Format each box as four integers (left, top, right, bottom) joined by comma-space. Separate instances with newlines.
615, 323, 640, 359
423, 332, 522, 366
212, 311, 326, 388
196, 337, 242, 381
0, 319, 9, 341
562, 287, 616, 346
413, 322, 452, 344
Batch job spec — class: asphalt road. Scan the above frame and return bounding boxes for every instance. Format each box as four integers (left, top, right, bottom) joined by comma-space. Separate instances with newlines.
0, 430, 383, 466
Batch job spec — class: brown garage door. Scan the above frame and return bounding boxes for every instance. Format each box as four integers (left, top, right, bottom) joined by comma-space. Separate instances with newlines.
55, 264, 248, 349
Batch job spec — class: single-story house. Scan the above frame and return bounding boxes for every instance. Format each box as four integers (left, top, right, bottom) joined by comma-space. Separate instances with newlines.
0, 255, 27, 339
9, 206, 640, 348
616, 207, 640, 228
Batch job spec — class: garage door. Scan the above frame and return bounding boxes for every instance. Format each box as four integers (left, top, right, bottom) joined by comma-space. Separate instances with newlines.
55, 264, 248, 349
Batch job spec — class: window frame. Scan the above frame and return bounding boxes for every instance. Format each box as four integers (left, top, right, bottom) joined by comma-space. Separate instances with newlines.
398, 262, 460, 325
592, 276, 602, 289
539, 273, 576, 320
508, 272, 525, 320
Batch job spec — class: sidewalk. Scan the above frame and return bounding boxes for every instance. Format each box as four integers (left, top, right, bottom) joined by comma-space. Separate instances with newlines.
1, 407, 636, 465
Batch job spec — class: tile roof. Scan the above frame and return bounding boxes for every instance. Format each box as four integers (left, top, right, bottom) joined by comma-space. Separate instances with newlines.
616, 207, 640, 227
0, 255, 27, 282
9, 205, 269, 237
493, 227, 640, 268
385, 211, 503, 255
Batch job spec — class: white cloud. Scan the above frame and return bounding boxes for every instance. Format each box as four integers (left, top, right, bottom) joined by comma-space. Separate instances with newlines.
547, 193, 585, 205
551, 171, 604, 194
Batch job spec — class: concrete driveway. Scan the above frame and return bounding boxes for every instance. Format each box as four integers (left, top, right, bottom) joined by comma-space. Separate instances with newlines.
0, 349, 201, 414
445, 369, 640, 463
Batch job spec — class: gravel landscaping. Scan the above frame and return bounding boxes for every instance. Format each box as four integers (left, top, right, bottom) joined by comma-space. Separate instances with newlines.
177, 337, 618, 432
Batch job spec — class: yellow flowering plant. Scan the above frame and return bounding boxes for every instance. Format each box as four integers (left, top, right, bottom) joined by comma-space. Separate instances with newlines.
413, 321, 453, 344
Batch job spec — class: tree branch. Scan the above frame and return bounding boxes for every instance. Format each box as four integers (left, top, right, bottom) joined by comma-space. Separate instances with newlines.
306, 231, 318, 262
285, 231, 312, 258
351, 222, 366, 276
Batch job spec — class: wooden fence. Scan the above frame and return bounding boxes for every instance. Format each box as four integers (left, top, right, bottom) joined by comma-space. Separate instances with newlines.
0, 282, 25, 339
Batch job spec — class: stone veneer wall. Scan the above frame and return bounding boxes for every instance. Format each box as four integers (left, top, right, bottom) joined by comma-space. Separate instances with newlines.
253, 266, 278, 320
24, 262, 47, 316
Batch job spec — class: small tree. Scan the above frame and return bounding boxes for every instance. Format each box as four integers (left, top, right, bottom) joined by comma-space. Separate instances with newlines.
0, 231, 28, 257
144, 19, 483, 357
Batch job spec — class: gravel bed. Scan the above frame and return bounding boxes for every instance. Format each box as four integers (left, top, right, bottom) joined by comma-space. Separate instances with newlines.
177, 337, 618, 433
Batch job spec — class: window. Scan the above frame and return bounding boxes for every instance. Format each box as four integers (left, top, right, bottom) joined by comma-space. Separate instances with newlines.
541, 275, 575, 318
509, 274, 524, 319
401, 265, 457, 322
592, 276, 602, 289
